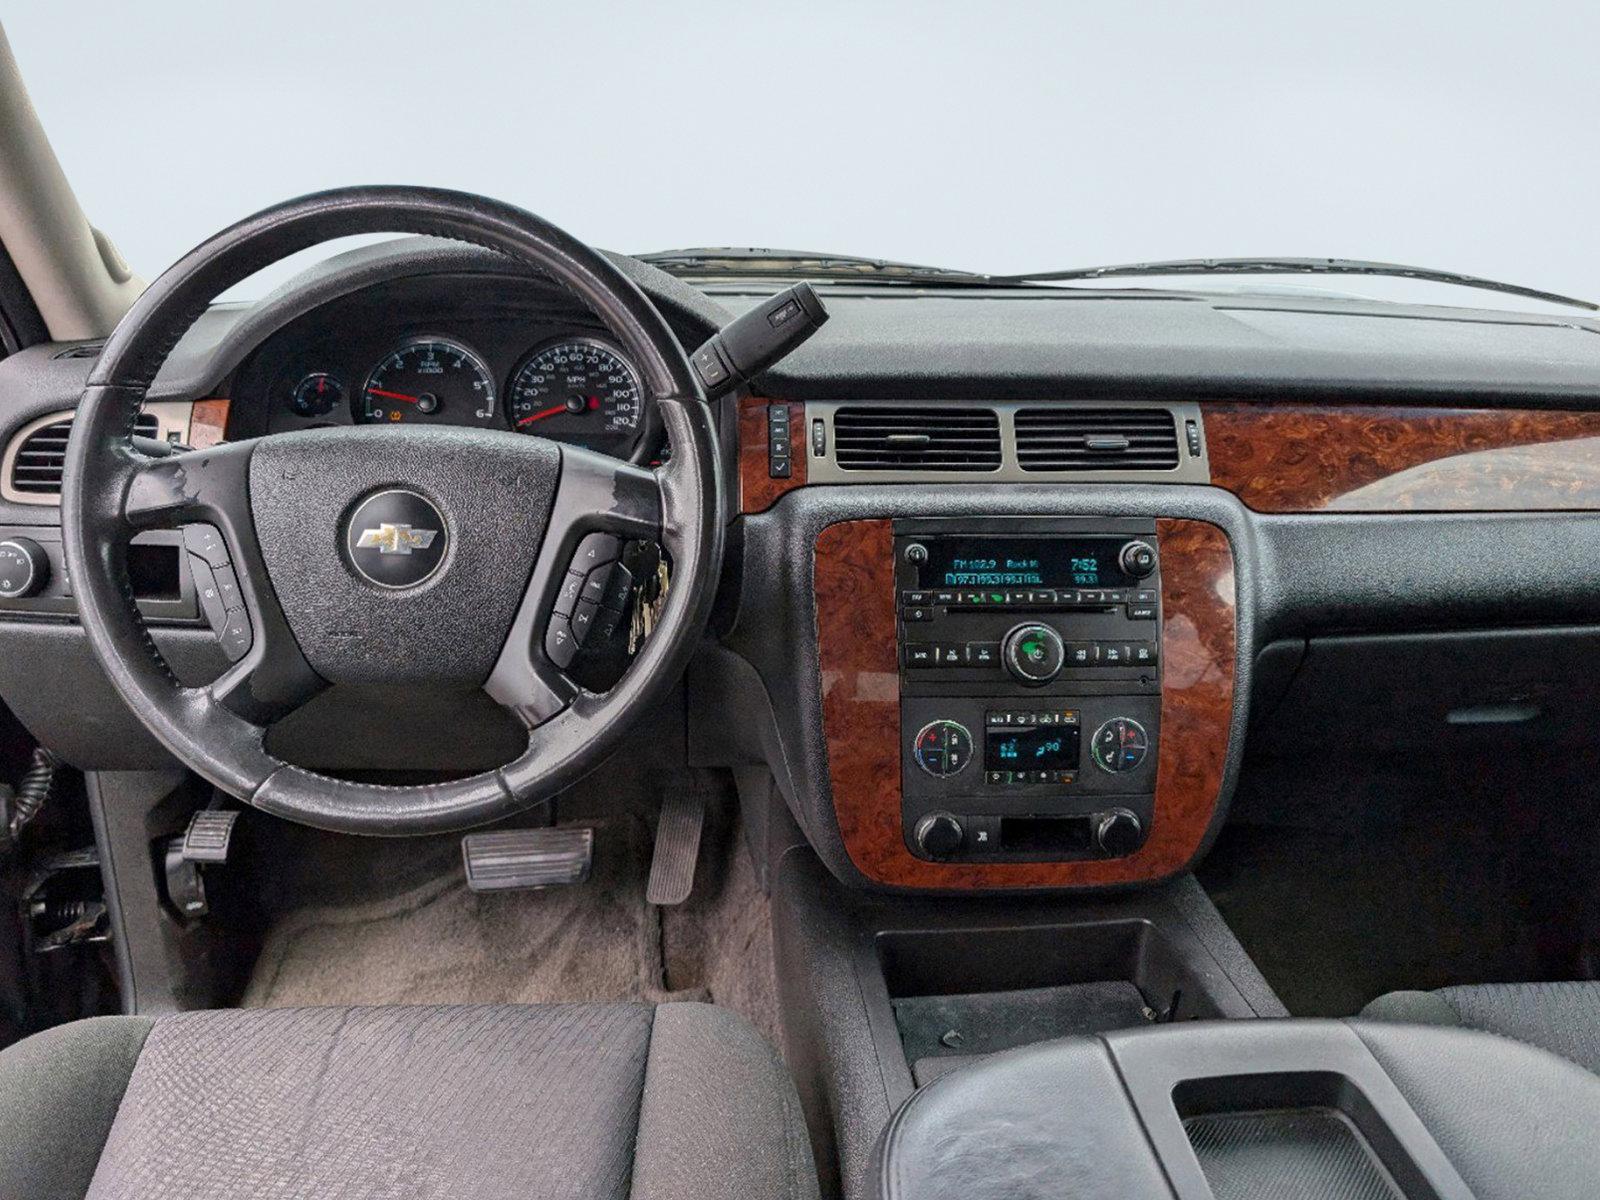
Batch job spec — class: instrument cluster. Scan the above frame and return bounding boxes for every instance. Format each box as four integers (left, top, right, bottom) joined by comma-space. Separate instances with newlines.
248, 275, 657, 461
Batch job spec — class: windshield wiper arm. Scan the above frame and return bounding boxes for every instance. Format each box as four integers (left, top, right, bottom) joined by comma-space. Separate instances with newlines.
636, 247, 986, 283
989, 257, 1598, 311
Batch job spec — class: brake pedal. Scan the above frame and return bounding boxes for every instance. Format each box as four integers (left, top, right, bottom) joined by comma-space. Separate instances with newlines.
462, 828, 593, 892
646, 778, 707, 906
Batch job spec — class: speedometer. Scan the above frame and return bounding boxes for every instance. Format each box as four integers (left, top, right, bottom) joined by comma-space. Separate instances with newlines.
360, 336, 497, 426
507, 337, 644, 454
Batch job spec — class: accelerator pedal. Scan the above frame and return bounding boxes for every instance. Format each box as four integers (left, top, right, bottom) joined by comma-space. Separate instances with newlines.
646, 776, 708, 907
462, 828, 593, 892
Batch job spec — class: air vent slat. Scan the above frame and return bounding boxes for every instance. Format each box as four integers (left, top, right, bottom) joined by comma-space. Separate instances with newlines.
833, 406, 1001, 473
8, 413, 160, 495
1014, 407, 1179, 472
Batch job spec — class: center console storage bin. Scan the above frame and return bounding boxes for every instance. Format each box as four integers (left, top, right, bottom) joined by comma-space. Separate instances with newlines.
878, 916, 1254, 1084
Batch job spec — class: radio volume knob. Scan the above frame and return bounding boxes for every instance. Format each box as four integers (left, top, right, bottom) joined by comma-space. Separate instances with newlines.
1003, 623, 1065, 685
0, 538, 50, 599
914, 812, 965, 860
1119, 540, 1157, 579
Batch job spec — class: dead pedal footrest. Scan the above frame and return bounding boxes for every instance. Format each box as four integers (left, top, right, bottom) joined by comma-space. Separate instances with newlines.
462, 828, 593, 892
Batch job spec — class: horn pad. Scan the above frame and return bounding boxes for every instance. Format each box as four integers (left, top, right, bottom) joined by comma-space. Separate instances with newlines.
249, 426, 560, 686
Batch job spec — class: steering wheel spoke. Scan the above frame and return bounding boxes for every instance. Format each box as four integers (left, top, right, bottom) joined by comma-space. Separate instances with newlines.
485, 444, 665, 724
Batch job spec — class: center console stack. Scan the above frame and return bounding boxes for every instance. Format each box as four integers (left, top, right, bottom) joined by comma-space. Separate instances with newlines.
895, 518, 1163, 864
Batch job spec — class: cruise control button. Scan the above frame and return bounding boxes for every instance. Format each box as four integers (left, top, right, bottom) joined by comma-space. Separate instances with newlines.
182, 524, 230, 569
213, 563, 244, 612
218, 609, 253, 662
190, 557, 226, 633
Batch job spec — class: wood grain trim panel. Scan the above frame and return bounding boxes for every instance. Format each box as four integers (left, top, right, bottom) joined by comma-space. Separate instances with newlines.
188, 398, 231, 449
1204, 402, 1600, 513
816, 517, 1235, 890
739, 397, 806, 513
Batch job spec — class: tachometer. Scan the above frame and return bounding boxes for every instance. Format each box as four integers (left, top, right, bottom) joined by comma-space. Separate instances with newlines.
360, 337, 497, 426
507, 337, 644, 454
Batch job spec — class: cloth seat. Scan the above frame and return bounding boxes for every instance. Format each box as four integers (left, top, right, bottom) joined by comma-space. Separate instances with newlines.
0, 1001, 819, 1200
1361, 981, 1600, 1075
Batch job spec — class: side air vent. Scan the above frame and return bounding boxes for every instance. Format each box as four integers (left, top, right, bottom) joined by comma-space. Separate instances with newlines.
52, 341, 105, 360
833, 406, 1002, 472
1014, 407, 1180, 472
8, 413, 160, 495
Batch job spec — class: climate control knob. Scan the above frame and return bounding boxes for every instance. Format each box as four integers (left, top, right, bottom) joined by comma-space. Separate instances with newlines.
914, 812, 965, 860
912, 720, 973, 778
1091, 717, 1150, 773
1095, 809, 1145, 856
1119, 540, 1157, 579
0, 538, 50, 600
1002, 623, 1065, 686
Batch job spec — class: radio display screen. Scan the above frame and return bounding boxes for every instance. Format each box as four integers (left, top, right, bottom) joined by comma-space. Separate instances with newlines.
919, 537, 1136, 589
985, 722, 1082, 772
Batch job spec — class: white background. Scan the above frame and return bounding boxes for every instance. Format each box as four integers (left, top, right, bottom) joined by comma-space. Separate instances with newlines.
6, 2, 1597, 303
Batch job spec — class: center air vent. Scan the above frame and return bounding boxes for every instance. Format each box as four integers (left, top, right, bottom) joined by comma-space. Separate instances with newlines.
1014, 407, 1179, 472
833, 406, 1001, 472
8, 412, 160, 496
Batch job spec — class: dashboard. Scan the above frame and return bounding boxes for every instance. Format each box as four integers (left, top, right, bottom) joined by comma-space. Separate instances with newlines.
237, 273, 661, 462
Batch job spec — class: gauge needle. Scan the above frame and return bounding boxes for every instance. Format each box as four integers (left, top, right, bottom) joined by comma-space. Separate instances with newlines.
517, 404, 569, 427
366, 387, 420, 404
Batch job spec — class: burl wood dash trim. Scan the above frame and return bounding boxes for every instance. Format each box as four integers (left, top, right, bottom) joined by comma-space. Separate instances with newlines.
1204, 402, 1600, 513
188, 398, 231, 449
739, 398, 806, 513
816, 517, 1236, 889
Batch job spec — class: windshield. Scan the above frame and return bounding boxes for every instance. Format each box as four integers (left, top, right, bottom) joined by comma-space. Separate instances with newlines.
5, 4, 1596, 310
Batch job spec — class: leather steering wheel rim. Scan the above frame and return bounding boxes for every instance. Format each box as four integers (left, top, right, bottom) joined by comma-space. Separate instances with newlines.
60, 186, 724, 835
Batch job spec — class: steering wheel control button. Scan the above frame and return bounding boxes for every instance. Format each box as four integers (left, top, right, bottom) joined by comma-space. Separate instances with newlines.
1003, 622, 1065, 685
344, 489, 447, 590
182, 523, 231, 568
1091, 717, 1150, 774
545, 614, 579, 668
0, 538, 50, 599
571, 599, 599, 643
219, 609, 254, 663
573, 532, 619, 571
554, 571, 585, 616
913, 719, 973, 778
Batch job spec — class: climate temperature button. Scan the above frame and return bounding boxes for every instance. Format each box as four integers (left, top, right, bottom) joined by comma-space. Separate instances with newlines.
1091, 717, 1149, 773
913, 719, 973, 778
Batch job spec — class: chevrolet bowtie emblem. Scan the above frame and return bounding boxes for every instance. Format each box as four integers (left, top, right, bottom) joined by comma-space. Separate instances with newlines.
354, 523, 439, 555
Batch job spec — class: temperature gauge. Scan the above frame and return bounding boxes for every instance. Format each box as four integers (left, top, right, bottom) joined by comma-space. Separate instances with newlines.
289, 372, 344, 418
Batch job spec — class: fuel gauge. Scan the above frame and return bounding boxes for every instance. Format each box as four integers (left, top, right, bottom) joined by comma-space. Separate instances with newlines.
289, 372, 344, 418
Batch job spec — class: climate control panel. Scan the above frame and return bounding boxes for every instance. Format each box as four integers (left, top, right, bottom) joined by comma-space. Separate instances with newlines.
895, 517, 1162, 863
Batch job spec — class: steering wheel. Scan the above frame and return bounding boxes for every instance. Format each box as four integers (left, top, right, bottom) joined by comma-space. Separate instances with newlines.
61, 187, 724, 835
